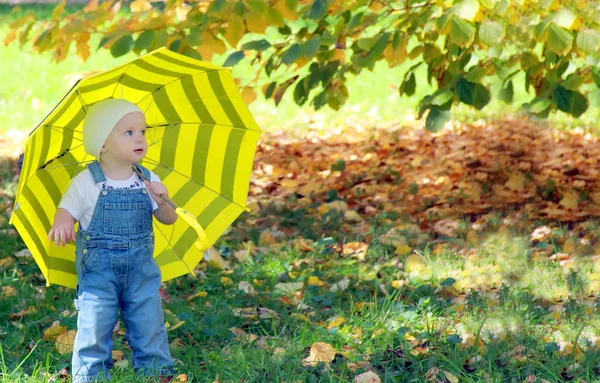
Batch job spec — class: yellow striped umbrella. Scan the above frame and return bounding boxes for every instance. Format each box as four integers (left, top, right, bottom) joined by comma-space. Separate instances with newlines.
10, 47, 260, 289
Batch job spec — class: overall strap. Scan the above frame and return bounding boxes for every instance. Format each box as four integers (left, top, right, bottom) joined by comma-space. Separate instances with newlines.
132, 162, 151, 181
86, 161, 106, 184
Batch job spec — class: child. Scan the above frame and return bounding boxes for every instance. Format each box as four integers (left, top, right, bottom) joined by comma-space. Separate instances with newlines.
48, 98, 178, 382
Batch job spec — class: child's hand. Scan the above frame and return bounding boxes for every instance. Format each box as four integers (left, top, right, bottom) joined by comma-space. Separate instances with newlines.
48, 208, 76, 247
144, 181, 169, 207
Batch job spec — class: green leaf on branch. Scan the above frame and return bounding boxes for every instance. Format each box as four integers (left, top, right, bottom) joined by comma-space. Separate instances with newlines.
400, 72, 416, 97
449, 17, 476, 47
426, 106, 451, 133
309, 0, 328, 20
546, 23, 574, 55
455, 78, 490, 109
302, 37, 321, 59
577, 28, 600, 55
134, 30, 154, 53
479, 21, 505, 46
111, 35, 134, 57
499, 80, 513, 103
224, 51, 245, 67
281, 43, 302, 65
451, 0, 480, 21
293, 78, 309, 106
265, 7, 285, 27
431, 89, 454, 106
264, 82, 276, 99
562, 73, 586, 91
553, 85, 588, 117
245, 0, 267, 13
242, 39, 271, 51
524, 97, 551, 114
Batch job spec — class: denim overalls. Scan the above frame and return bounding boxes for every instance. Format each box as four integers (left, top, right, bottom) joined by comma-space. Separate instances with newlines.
71, 161, 173, 382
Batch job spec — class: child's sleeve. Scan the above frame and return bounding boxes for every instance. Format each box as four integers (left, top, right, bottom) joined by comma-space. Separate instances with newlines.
57, 179, 84, 221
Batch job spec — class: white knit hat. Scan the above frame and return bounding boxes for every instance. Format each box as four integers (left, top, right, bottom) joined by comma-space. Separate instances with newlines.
82, 98, 144, 158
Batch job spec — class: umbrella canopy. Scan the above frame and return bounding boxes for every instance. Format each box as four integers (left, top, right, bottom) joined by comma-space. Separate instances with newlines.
10, 47, 260, 289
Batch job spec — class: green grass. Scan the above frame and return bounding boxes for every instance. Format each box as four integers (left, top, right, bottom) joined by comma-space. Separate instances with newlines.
2, 150, 600, 382
1, 3, 600, 139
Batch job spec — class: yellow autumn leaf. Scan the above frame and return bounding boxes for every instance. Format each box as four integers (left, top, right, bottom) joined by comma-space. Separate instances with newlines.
112, 350, 124, 361
245, 12, 268, 34
221, 276, 234, 287
225, 14, 245, 47
383, 44, 407, 68
505, 173, 525, 191
187, 291, 208, 301
326, 316, 346, 330
291, 313, 311, 323
343, 241, 368, 261
43, 323, 67, 341
206, 247, 230, 269
344, 210, 364, 222
442, 371, 459, 383
559, 191, 579, 209
130, 0, 152, 13
395, 244, 412, 255
56, 330, 77, 355
1, 285, 16, 298
308, 276, 327, 287
304, 342, 335, 364
273, 0, 298, 20
405, 253, 423, 271
241, 88, 257, 104
391, 280, 406, 289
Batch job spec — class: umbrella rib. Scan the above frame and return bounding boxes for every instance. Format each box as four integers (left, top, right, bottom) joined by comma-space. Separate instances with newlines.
112, 62, 137, 100
141, 157, 248, 211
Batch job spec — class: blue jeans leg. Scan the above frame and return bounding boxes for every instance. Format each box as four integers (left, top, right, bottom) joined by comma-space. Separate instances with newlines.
121, 248, 173, 376
72, 281, 119, 383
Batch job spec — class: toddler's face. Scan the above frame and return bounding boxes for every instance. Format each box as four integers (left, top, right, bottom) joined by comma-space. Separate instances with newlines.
101, 111, 148, 163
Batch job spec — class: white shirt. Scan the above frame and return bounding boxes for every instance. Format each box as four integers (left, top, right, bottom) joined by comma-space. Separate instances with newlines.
58, 168, 160, 230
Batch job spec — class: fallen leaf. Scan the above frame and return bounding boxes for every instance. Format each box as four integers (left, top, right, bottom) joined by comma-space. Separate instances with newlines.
186, 291, 208, 301
0, 257, 16, 271
56, 330, 77, 355
405, 254, 423, 271
304, 342, 336, 365
221, 276, 234, 287
1, 285, 16, 298
238, 281, 256, 295
344, 210, 364, 222
43, 322, 67, 341
207, 247, 230, 269
307, 276, 327, 287
9, 305, 37, 319
395, 243, 412, 255
274, 282, 304, 295
112, 350, 124, 361
353, 371, 381, 383
442, 371, 459, 383
330, 277, 350, 292
326, 316, 346, 330
257, 307, 279, 319
559, 191, 579, 209
343, 242, 369, 261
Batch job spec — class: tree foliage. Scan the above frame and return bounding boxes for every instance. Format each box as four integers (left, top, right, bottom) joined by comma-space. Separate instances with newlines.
5, 0, 600, 131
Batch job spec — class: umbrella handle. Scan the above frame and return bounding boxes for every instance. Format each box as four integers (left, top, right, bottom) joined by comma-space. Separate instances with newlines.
175, 207, 210, 251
